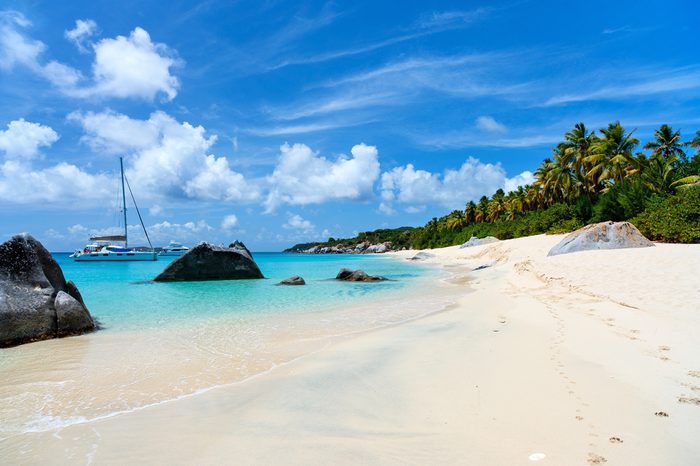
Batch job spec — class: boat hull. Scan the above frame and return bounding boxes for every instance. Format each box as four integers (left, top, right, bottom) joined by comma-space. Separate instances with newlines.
158, 251, 187, 256
72, 251, 158, 261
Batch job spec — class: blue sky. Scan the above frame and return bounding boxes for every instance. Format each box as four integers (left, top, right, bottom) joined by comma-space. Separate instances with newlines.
1, 0, 699, 251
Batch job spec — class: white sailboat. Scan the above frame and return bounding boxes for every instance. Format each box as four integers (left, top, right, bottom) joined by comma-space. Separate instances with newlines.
71, 157, 157, 262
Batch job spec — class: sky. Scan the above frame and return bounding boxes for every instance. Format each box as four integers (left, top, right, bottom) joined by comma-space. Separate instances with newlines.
0, 0, 699, 251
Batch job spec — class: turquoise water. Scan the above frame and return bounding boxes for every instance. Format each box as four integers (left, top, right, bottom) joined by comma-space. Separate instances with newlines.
0, 253, 449, 439
54, 252, 434, 332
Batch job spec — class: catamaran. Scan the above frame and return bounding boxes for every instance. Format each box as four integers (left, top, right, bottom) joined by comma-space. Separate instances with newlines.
71, 157, 157, 262
158, 241, 189, 256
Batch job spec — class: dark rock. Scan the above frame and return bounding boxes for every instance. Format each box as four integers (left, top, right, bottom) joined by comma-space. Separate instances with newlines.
279, 276, 305, 285
54, 291, 94, 336
335, 268, 387, 282
0, 234, 95, 347
154, 241, 264, 282
548, 221, 655, 256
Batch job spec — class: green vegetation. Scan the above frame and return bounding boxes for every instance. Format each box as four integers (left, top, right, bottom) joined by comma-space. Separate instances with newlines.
291, 122, 700, 251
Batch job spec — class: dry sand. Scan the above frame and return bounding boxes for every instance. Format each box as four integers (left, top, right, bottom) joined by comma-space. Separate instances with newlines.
3, 234, 699, 465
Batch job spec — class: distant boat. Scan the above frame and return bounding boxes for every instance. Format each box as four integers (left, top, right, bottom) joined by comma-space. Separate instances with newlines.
71, 157, 157, 262
159, 241, 189, 256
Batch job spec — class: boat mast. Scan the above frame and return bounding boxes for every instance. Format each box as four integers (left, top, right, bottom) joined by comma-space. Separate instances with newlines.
120, 157, 128, 248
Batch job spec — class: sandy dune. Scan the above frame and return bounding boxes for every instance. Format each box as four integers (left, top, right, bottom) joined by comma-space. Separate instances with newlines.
3, 234, 699, 465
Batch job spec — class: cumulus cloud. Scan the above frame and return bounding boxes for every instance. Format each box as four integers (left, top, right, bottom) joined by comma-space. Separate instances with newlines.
70, 110, 259, 202
0, 13, 179, 101
504, 170, 535, 192
86, 27, 180, 101
475, 115, 507, 133
379, 157, 532, 212
0, 159, 112, 204
64, 19, 98, 53
83, 220, 213, 246
265, 142, 380, 212
0, 118, 58, 159
221, 214, 238, 230
283, 213, 314, 233
0, 118, 110, 204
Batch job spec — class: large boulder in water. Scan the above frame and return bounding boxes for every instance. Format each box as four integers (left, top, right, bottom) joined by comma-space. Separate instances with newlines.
154, 241, 264, 282
335, 268, 387, 282
548, 221, 654, 256
0, 234, 95, 347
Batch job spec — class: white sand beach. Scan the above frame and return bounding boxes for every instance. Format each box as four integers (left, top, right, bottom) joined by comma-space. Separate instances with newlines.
3, 234, 700, 465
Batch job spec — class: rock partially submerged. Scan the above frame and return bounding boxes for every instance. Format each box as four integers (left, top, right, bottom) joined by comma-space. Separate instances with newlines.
408, 251, 434, 261
335, 268, 387, 282
0, 234, 95, 347
279, 276, 305, 286
459, 236, 499, 249
548, 221, 654, 257
154, 241, 264, 282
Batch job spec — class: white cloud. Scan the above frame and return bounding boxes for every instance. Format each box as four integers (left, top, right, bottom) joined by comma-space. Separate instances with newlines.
1, 14, 179, 101
221, 214, 238, 230
504, 171, 534, 192
148, 204, 163, 216
86, 27, 180, 101
70, 110, 259, 203
475, 115, 507, 133
377, 201, 396, 216
0, 159, 112, 204
283, 213, 314, 233
68, 224, 88, 234
379, 157, 532, 211
265, 143, 380, 212
0, 11, 43, 70
0, 118, 58, 159
64, 19, 98, 53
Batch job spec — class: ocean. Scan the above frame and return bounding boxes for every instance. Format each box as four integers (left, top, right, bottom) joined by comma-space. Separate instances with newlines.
0, 252, 452, 440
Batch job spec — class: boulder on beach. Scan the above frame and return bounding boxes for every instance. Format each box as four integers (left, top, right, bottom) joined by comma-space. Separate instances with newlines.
459, 236, 499, 249
547, 221, 655, 257
364, 243, 388, 254
279, 276, 305, 286
154, 241, 264, 282
0, 234, 95, 347
408, 251, 434, 261
335, 268, 387, 282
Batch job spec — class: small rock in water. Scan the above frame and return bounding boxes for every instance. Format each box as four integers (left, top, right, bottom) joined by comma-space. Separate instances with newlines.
335, 268, 386, 282
279, 276, 305, 286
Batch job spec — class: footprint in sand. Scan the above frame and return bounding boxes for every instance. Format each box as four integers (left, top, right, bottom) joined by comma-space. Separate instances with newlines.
689, 370, 700, 378
587, 453, 607, 464
654, 411, 669, 417
678, 396, 700, 406
659, 345, 670, 351
609, 437, 623, 444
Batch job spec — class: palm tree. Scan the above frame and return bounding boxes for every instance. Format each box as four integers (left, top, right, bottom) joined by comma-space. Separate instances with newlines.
587, 121, 639, 189
643, 124, 688, 165
464, 201, 477, 224
691, 130, 700, 156
563, 122, 597, 197
444, 211, 467, 230
486, 198, 504, 223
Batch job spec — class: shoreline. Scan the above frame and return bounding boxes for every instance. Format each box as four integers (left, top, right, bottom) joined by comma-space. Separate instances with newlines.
0, 257, 457, 441
3, 234, 700, 464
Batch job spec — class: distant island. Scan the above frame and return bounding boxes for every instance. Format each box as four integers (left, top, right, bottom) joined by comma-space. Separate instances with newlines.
287, 122, 700, 253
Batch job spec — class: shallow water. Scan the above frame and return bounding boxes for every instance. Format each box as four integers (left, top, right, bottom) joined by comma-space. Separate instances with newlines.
0, 253, 453, 440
